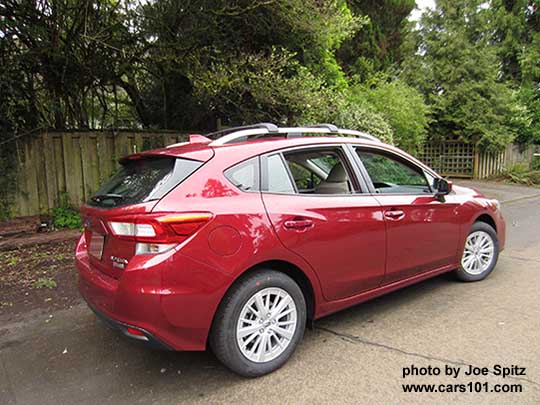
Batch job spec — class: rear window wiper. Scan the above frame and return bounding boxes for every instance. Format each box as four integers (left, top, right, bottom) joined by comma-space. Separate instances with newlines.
91, 194, 125, 204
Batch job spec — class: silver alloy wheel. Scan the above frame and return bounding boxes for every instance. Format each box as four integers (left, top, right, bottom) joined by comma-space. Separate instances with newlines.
236, 287, 297, 363
461, 230, 495, 275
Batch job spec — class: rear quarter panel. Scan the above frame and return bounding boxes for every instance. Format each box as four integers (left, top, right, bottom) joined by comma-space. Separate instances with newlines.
152, 155, 325, 326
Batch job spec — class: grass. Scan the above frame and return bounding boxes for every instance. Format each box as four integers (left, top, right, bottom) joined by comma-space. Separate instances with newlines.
8, 257, 20, 266
32, 277, 58, 289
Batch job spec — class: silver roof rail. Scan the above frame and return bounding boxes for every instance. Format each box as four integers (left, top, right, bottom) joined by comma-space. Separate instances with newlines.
209, 125, 381, 145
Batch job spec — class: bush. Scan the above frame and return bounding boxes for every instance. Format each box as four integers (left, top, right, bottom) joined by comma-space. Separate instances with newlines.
499, 163, 540, 186
52, 193, 82, 229
349, 78, 430, 153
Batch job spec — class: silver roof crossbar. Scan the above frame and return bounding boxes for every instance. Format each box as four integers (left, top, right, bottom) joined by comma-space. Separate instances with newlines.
206, 123, 279, 139
306, 123, 339, 133
209, 124, 380, 145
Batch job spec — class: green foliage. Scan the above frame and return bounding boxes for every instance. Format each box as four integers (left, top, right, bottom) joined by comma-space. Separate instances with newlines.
349, 76, 429, 153
52, 193, 82, 229
0, 0, 140, 130
488, 0, 540, 145
500, 163, 540, 186
320, 94, 395, 143
338, 0, 416, 80
192, 49, 325, 126
137, 0, 365, 129
402, 0, 520, 150
532, 155, 540, 171
33, 277, 57, 290
517, 29, 540, 144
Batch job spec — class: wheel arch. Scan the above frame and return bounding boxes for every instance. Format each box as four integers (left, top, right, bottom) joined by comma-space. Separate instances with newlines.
207, 259, 317, 348
473, 212, 497, 232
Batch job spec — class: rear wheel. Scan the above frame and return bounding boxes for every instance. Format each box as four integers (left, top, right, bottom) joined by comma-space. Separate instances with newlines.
456, 221, 499, 282
209, 269, 306, 377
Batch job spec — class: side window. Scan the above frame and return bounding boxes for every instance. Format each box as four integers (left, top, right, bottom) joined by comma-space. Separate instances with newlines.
266, 154, 296, 193
224, 157, 259, 191
282, 148, 355, 195
356, 149, 431, 194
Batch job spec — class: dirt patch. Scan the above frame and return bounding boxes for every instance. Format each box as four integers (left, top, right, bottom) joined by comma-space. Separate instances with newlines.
0, 228, 81, 251
0, 234, 82, 323
0, 215, 41, 237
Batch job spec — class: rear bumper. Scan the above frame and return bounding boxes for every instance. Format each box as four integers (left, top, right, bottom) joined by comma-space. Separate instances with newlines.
85, 299, 173, 350
76, 235, 233, 351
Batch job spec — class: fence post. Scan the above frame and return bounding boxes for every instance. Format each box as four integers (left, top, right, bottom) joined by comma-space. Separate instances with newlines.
473, 146, 480, 179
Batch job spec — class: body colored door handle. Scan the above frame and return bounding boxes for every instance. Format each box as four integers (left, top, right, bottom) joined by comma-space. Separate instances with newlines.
384, 209, 405, 221
284, 218, 314, 230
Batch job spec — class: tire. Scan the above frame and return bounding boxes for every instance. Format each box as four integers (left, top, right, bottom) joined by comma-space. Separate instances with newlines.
209, 269, 307, 377
456, 221, 499, 282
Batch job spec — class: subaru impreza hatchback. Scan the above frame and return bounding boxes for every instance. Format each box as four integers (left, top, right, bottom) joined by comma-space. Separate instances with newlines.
76, 123, 505, 377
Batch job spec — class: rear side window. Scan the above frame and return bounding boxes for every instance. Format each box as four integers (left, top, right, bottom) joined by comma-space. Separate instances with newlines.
266, 155, 295, 193
89, 157, 202, 207
224, 157, 259, 191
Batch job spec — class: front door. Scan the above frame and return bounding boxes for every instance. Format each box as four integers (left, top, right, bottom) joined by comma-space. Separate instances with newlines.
354, 147, 461, 284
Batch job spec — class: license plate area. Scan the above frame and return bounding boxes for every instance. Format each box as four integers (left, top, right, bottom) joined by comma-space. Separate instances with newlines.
89, 234, 105, 260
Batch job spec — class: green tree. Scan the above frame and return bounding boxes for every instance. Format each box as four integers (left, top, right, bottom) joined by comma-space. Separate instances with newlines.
136, 0, 362, 130
518, 29, 540, 144
489, 1, 540, 144
337, 0, 416, 79
402, 0, 520, 150
0, 0, 142, 130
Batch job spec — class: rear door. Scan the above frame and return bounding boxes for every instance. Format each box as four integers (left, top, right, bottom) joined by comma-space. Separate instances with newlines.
261, 144, 386, 301
353, 146, 461, 284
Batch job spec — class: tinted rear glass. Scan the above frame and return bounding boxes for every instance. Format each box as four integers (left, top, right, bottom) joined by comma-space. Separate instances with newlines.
88, 157, 202, 207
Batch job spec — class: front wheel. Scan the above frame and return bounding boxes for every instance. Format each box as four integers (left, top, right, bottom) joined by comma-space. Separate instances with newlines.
209, 269, 306, 377
456, 221, 499, 282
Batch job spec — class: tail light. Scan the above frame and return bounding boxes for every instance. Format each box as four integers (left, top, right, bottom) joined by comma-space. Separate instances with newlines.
107, 212, 213, 255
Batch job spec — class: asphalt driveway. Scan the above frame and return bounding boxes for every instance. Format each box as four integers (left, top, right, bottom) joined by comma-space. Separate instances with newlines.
1, 180, 540, 404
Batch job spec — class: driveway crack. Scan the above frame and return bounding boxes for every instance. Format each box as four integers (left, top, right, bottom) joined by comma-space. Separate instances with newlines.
317, 326, 540, 388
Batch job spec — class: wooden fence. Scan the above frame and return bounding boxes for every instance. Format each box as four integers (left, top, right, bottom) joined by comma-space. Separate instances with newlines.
7, 133, 540, 218
417, 142, 476, 178
12, 131, 188, 217
419, 142, 540, 179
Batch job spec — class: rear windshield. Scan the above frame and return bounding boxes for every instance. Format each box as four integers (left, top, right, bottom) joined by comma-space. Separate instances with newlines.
88, 157, 202, 207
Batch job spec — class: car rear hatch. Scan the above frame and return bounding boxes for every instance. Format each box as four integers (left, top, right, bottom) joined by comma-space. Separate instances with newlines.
80, 144, 213, 279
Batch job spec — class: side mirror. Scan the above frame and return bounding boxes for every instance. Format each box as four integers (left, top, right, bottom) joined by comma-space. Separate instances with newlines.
433, 178, 452, 197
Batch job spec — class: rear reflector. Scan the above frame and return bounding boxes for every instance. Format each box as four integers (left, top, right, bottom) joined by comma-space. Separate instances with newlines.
126, 327, 145, 337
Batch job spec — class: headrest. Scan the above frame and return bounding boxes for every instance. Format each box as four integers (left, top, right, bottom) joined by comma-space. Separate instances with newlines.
326, 163, 348, 182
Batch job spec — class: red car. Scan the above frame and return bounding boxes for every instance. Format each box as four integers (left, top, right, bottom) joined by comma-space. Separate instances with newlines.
76, 123, 505, 377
